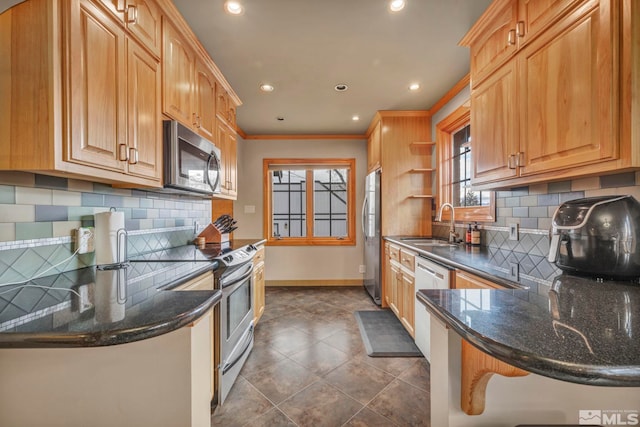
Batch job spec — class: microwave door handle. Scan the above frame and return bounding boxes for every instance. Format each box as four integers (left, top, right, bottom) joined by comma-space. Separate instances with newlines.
206, 151, 221, 192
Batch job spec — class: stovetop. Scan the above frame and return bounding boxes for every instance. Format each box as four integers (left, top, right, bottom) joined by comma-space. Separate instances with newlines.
128, 239, 263, 267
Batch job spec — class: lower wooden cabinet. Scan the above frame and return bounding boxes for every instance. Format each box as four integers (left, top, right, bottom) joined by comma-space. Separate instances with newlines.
253, 245, 266, 324
384, 242, 416, 337
455, 270, 505, 290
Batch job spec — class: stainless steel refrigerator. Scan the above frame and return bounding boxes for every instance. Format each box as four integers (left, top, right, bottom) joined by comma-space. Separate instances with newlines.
362, 169, 381, 305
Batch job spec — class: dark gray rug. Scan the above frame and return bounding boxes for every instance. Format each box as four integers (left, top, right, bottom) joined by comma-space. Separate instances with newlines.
354, 310, 422, 357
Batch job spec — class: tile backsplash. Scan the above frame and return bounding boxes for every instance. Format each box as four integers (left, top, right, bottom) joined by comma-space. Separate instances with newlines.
434, 171, 640, 293
0, 172, 211, 283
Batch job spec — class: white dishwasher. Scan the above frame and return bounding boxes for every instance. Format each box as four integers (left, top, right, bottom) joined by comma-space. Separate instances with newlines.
414, 255, 451, 362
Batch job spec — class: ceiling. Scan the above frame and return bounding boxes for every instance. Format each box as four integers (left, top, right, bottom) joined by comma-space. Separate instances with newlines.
173, 0, 492, 136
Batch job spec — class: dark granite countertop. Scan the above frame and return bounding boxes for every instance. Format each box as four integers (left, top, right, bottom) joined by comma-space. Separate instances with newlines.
385, 236, 532, 289
417, 274, 640, 387
128, 238, 267, 263
0, 261, 220, 348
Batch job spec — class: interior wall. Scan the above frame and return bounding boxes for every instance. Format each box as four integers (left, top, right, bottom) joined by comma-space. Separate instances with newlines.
233, 136, 367, 283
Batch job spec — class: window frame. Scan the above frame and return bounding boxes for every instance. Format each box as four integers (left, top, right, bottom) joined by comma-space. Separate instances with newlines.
263, 158, 356, 246
436, 106, 495, 223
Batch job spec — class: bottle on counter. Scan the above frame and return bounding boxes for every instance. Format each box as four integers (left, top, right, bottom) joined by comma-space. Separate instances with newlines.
471, 222, 481, 246
466, 224, 472, 245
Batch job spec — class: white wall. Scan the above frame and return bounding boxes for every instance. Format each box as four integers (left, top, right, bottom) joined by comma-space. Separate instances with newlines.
233, 136, 367, 282
430, 85, 470, 142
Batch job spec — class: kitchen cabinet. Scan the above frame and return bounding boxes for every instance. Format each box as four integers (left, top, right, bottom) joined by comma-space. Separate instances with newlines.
216, 86, 237, 130
385, 242, 416, 337
253, 244, 266, 325
0, 0, 161, 187
215, 119, 238, 199
96, 0, 161, 57
367, 120, 381, 173
455, 270, 505, 289
462, 0, 634, 189
194, 58, 217, 140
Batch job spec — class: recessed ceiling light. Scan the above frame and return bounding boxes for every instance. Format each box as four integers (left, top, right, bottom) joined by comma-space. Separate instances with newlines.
334, 84, 349, 92
409, 83, 421, 91
260, 84, 274, 92
389, 0, 405, 12
224, 1, 243, 15
276, 117, 285, 121
352, 115, 360, 121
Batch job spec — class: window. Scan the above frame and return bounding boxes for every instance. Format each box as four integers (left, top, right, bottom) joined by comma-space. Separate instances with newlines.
437, 106, 495, 222
263, 158, 356, 245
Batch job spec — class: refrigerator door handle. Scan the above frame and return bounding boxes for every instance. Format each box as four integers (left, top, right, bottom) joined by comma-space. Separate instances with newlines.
361, 195, 368, 236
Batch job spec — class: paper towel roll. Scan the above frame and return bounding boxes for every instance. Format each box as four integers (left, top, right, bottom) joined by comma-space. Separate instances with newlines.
94, 269, 126, 324
95, 210, 126, 266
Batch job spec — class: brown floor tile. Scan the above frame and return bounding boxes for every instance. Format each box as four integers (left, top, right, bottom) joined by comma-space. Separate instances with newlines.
367, 379, 430, 427
344, 407, 397, 427
264, 327, 318, 355
288, 341, 350, 376
398, 358, 431, 392
243, 407, 298, 427
323, 359, 395, 404
353, 350, 424, 377
240, 341, 287, 376
211, 376, 273, 427
322, 328, 365, 356
279, 381, 363, 427
242, 358, 319, 405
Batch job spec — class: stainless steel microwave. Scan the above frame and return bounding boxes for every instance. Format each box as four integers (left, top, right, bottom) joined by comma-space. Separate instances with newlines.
163, 120, 222, 196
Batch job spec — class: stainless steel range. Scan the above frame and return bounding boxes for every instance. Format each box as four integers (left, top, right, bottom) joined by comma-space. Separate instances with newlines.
128, 241, 258, 406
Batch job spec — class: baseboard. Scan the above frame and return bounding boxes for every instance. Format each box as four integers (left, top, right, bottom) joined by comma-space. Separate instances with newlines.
265, 279, 363, 287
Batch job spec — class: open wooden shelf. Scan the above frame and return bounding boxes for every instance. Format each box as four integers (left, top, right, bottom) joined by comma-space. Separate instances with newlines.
409, 168, 435, 173
408, 194, 434, 199
410, 141, 436, 146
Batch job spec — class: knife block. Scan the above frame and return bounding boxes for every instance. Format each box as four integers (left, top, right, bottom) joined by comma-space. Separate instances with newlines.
197, 223, 229, 244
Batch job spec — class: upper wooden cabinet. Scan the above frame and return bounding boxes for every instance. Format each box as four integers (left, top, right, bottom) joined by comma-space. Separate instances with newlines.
215, 119, 238, 200
367, 120, 381, 173
462, 0, 639, 189
0, 0, 161, 186
367, 112, 433, 237
216, 86, 237, 130
96, 0, 162, 57
194, 58, 217, 140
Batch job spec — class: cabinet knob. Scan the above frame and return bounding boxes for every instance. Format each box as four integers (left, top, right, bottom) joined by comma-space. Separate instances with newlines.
126, 5, 138, 24
507, 29, 516, 46
516, 21, 525, 38
116, 0, 126, 12
507, 154, 516, 170
192, 113, 198, 128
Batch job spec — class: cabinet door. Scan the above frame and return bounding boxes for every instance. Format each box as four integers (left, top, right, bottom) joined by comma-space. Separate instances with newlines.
517, 0, 584, 47
469, 0, 518, 87
455, 271, 503, 289
389, 262, 401, 316
471, 61, 518, 184
216, 87, 229, 122
95, 0, 126, 21
162, 20, 194, 125
194, 59, 216, 140
125, 0, 161, 56
518, 0, 617, 176
367, 120, 381, 172
216, 119, 228, 194
127, 39, 161, 180
401, 273, 415, 338
67, 0, 127, 172
226, 131, 237, 198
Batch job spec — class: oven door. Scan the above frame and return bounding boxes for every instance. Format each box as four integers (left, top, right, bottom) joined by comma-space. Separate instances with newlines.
218, 262, 254, 404
164, 120, 221, 195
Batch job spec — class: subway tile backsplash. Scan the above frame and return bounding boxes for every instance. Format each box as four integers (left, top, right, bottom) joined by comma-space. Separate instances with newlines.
0, 172, 212, 282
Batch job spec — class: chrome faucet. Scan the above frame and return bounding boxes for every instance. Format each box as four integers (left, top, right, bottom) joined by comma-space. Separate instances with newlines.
436, 203, 459, 243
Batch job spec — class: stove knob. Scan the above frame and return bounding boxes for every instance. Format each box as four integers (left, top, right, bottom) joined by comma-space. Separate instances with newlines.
247, 244, 256, 252
224, 255, 233, 263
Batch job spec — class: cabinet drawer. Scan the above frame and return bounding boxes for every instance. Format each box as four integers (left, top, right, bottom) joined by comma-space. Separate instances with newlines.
389, 244, 400, 262
253, 245, 265, 264
399, 249, 415, 271
455, 271, 503, 290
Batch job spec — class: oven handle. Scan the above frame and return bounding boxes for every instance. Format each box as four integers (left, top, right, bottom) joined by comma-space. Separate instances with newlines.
220, 262, 254, 288
221, 323, 254, 374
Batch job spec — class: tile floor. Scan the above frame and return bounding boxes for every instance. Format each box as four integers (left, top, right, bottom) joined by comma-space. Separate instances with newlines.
212, 286, 431, 427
